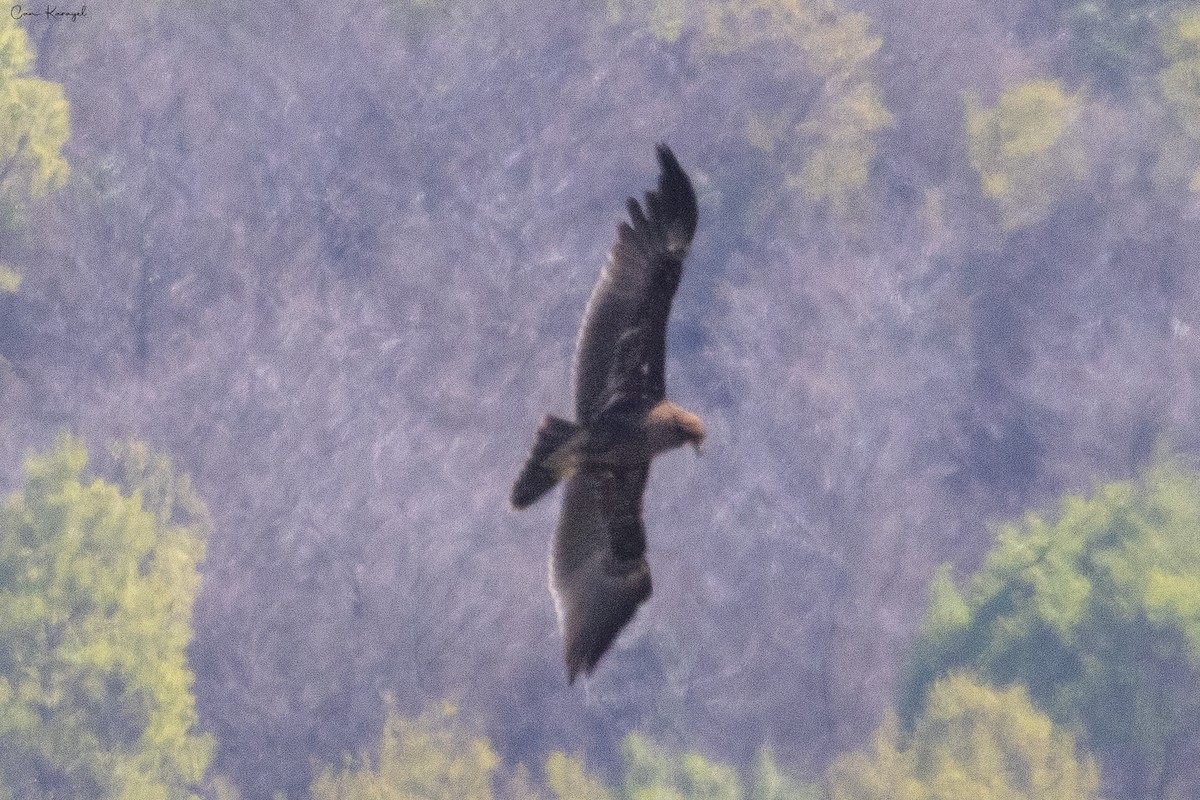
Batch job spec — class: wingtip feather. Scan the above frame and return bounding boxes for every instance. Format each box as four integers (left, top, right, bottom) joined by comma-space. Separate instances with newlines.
652, 143, 697, 251
565, 647, 595, 686
655, 142, 682, 175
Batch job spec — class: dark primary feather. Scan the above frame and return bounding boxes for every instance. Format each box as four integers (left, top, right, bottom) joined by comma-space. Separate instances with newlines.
551, 465, 652, 683
573, 145, 699, 424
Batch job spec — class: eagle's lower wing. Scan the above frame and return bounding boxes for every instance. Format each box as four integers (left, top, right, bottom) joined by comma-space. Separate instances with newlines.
573, 145, 698, 423
550, 465, 652, 683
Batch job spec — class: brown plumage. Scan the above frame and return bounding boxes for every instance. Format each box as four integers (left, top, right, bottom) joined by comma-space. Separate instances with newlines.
511, 145, 704, 683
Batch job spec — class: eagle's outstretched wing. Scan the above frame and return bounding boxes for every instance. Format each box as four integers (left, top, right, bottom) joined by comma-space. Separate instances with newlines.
551, 465, 652, 683
573, 145, 698, 423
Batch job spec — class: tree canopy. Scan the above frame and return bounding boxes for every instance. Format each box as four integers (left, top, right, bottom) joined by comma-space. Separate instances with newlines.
0, 13, 69, 228
0, 435, 212, 798
906, 461, 1200, 799
829, 672, 1100, 800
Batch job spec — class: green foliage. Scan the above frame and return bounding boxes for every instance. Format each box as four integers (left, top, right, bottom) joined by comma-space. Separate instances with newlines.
601, 0, 892, 213
501, 763, 548, 800
964, 79, 1088, 229
1161, 7, 1200, 63
787, 82, 893, 205
606, 0, 686, 42
921, 565, 970, 648
828, 673, 1100, 800
1160, 57, 1200, 139
0, 14, 70, 227
545, 751, 612, 800
310, 700, 499, 800
1157, 8, 1200, 190
106, 440, 212, 534
905, 461, 1200, 798
702, 0, 892, 207
701, 0, 881, 74
0, 434, 213, 798
748, 749, 819, 800
622, 733, 745, 800
207, 776, 243, 800
303, 692, 1096, 800
0, 265, 18, 294
310, 718, 820, 800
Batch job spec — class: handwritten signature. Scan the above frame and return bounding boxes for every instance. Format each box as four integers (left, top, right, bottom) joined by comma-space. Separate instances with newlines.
11, 4, 87, 21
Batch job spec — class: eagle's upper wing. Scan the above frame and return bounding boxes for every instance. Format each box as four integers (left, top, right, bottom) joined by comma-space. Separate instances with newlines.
573, 145, 698, 423
550, 465, 652, 683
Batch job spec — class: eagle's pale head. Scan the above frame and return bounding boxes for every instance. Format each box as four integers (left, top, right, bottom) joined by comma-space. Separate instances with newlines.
647, 401, 706, 454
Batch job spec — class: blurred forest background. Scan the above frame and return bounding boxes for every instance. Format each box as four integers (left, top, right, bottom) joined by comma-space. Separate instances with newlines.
4, 0, 1200, 797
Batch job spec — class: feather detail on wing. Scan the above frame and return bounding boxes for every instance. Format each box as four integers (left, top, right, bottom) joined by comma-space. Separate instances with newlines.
550, 465, 652, 683
573, 145, 698, 423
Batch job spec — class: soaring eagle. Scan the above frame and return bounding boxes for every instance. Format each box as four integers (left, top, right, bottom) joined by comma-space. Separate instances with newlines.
511, 145, 704, 683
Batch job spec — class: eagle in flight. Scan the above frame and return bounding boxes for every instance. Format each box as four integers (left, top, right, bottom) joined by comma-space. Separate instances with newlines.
511, 145, 704, 683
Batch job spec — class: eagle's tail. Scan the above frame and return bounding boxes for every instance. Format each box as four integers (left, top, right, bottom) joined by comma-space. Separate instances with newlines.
511, 415, 582, 510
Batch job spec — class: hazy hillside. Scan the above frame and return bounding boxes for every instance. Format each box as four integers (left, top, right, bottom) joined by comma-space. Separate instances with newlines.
4, 0, 1200, 797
